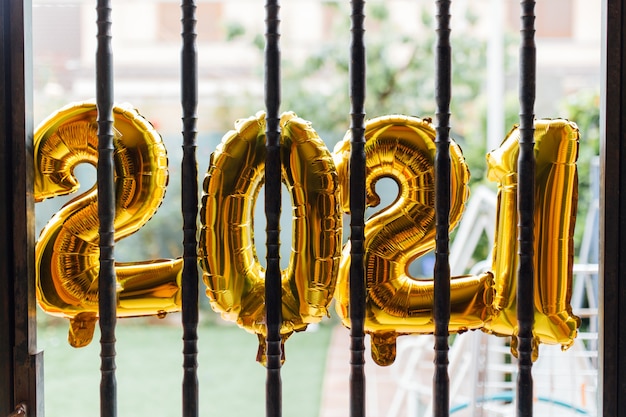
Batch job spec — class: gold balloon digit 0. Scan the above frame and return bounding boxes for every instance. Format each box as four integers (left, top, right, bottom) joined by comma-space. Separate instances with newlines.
34, 102, 182, 347
332, 115, 494, 366
199, 111, 341, 365
483, 119, 581, 356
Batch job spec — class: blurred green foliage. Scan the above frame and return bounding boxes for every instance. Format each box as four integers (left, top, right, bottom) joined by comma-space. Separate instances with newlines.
34, 1, 600, 297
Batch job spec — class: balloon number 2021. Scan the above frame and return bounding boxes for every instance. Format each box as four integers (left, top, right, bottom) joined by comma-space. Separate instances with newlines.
34, 102, 579, 365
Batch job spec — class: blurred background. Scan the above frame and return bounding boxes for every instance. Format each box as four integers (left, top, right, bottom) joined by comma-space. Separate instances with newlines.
33, 1, 600, 416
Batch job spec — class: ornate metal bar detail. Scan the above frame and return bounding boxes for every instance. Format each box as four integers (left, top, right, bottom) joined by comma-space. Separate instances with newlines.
517, 1, 536, 416
7, 403, 27, 417
434, 1, 452, 416
181, 1, 199, 416
349, 1, 366, 417
264, 1, 282, 417
95, 1, 117, 416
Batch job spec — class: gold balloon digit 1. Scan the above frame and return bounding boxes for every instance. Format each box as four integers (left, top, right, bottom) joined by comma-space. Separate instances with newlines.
34, 102, 182, 347
199, 111, 341, 366
483, 119, 580, 357
332, 115, 494, 366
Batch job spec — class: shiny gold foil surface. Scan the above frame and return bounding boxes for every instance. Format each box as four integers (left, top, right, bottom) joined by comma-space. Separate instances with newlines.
484, 119, 580, 356
333, 115, 493, 366
199, 112, 341, 365
34, 102, 182, 347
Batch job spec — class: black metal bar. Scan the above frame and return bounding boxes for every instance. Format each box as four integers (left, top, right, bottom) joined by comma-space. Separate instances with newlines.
600, 1, 626, 416
96, 1, 117, 416
181, 1, 199, 417
0, 1, 12, 408
433, 2, 451, 417
264, 1, 282, 417
516, 1, 536, 417
0, 0, 42, 415
349, 1, 366, 417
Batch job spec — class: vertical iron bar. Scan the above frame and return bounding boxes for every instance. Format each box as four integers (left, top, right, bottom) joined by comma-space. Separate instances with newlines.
434, 2, 452, 417
600, 1, 626, 416
264, 1, 282, 417
516, 1, 536, 417
349, 1, 366, 417
0, 0, 9, 404
181, 1, 199, 417
96, 1, 117, 416
0, 0, 42, 415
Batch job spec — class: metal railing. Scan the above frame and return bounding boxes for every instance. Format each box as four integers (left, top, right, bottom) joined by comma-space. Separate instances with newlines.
3, 1, 624, 417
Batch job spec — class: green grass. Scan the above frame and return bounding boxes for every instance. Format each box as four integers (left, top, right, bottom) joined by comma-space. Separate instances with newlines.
38, 314, 333, 417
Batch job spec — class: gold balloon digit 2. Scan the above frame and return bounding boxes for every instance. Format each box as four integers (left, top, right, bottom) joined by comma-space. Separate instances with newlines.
332, 115, 494, 366
34, 102, 182, 347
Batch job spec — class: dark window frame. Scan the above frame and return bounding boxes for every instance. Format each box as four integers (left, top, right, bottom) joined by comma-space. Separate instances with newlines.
1, 0, 624, 416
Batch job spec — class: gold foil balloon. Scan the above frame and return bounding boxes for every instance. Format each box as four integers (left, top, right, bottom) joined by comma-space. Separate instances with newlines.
34, 101, 182, 347
333, 115, 493, 366
483, 119, 580, 356
199, 111, 341, 365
